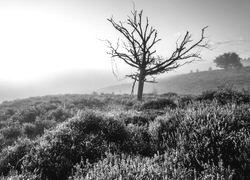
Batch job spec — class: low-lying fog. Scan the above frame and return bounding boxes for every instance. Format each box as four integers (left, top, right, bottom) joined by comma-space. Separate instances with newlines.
0, 70, 119, 102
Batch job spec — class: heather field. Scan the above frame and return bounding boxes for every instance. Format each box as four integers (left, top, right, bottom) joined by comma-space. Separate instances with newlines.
0, 86, 250, 180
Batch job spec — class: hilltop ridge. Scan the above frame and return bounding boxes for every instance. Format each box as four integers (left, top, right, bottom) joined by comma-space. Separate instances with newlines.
99, 66, 250, 95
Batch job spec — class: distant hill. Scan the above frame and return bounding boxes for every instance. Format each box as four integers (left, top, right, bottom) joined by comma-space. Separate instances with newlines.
1, 67, 249, 102
0, 70, 117, 102
99, 66, 250, 95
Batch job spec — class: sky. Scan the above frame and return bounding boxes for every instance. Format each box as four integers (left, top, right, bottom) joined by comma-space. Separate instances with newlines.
0, 0, 249, 100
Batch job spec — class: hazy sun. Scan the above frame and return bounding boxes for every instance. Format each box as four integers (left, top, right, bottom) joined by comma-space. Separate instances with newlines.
0, 5, 106, 83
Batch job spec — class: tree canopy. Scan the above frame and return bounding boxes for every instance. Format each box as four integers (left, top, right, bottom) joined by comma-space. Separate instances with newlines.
214, 52, 243, 70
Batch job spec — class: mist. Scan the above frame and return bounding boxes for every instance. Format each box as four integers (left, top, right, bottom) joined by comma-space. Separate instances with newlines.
0, 0, 250, 101
0, 70, 118, 102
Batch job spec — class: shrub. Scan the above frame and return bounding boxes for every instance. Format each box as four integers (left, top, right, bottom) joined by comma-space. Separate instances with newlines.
178, 103, 250, 179
22, 110, 110, 180
1, 125, 22, 140
148, 113, 181, 151
177, 95, 195, 108
103, 117, 128, 143
1, 93, 250, 179
197, 90, 216, 102
22, 123, 39, 138
0, 135, 5, 152
0, 108, 16, 122
46, 108, 71, 122
70, 151, 234, 180
141, 98, 177, 110
214, 88, 250, 105
72, 97, 104, 109
198, 85, 250, 105
123, 124, 156, 156
214, 86, 241, 105
14, 108, 39, 124
0, 169, 37, 180
0, 138, 32, 176
119, 111, 157, 126
160, 92, 178, 98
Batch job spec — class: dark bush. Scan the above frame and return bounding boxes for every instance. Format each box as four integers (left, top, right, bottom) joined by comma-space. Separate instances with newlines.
0, 135, 5, 152
141, 98, 177, 110
148, 112, 182, 152
214, 88, 250, 105
11, 108, 39, 124
198, 86, 250, 105
178, 95, 195, 108
214, 87, 241, 105
160, 92, 178, 98
22, 123, 39, 138
46, 108, 71, 122
123, 124, 156, 156
103, 117, 128, 143
0, 108, 16, 122
34, 118, 56, 135
0, 138, 32, 176
1, 125, 22, 140
68, 110, 105, 134
197, 90, 216, 101
120, 111, 156, 126
22, 110, 109, 180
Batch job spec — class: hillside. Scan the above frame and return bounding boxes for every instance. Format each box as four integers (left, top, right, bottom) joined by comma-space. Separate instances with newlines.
99, 66, 250, 95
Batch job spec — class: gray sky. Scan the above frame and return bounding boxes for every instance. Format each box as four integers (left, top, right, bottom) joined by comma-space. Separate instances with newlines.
0, 0, 249, 99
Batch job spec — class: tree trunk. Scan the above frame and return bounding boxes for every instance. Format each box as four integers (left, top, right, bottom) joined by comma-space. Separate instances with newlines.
137, 70, 145, 101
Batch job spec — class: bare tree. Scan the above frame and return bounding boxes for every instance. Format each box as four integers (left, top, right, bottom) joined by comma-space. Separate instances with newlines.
106, 9, 208, 101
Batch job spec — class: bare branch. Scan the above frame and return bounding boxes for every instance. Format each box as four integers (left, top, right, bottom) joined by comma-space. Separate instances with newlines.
145, 26, 208, 75
106, 9, 208, 100
104, 39, 139, 68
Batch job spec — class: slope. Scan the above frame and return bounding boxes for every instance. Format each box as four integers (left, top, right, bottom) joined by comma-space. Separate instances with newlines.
99, 66, 250, 95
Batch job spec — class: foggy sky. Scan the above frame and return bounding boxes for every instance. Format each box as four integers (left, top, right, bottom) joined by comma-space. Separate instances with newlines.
0, 0, 249, 101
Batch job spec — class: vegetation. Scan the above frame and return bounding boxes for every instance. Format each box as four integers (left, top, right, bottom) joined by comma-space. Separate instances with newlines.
0, 86, 249, 179
101, 66, 250, 95
214, 52, 243, 70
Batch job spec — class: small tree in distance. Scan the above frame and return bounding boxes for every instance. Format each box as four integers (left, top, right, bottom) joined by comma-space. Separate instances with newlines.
214, 52, 243, 70
106, 9, 208, 101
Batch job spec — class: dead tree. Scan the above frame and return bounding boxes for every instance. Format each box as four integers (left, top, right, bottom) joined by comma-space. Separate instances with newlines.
106, 9, 208, 101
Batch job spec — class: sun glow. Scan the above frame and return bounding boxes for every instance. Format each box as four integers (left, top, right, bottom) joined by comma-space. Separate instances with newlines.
0, 6, 106, 83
